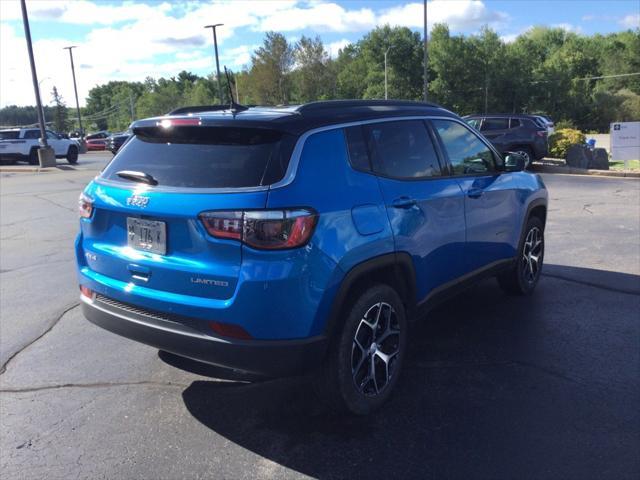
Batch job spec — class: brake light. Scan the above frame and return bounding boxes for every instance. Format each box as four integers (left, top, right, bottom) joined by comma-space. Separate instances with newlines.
157, 118, 201, 128
78, 193, 93, 218
199, 209, 318, 250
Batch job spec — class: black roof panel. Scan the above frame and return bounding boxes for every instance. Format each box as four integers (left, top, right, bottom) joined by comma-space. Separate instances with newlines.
133, 100, 457, 135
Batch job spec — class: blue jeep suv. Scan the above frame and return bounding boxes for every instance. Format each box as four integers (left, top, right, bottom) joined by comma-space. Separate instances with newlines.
76, 100, 547, 414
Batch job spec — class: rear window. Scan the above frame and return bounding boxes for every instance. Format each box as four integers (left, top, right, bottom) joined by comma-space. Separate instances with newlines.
481, 118, 509, 131
0, 131, 20, 140
101, 127, 296, 189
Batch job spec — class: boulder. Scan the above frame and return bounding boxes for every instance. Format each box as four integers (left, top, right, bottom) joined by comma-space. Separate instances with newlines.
565, 144, 591, 169
588, 148, 609, 170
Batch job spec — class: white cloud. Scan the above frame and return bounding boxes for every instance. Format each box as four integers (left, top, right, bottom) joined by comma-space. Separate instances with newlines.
257, 2, 376, 32
619, 13, 640, 29
327, 39, 352, 57
552, 23, 583, 33
379, 0, 508, 31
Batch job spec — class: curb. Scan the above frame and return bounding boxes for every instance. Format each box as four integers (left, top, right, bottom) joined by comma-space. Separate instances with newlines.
534, 164, 640, 179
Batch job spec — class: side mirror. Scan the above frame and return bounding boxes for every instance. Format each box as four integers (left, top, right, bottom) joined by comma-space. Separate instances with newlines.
504, 152, 526, 172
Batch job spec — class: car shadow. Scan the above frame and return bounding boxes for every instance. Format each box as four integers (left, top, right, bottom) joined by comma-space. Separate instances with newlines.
173, 265, 639, 479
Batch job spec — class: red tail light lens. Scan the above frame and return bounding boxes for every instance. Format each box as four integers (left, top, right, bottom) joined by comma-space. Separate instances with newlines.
536, 130, 547, 137
199, 209, 317, 250
80, 285, 94, 299
78, 193, 93, 218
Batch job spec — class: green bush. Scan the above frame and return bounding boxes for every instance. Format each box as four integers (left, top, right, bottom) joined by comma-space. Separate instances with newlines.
555, 119, 576, 130
548, 128, 586, 159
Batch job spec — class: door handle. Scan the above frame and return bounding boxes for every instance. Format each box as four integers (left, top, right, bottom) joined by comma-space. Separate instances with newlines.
467, 188, 484, 199
392, 197, 417, 209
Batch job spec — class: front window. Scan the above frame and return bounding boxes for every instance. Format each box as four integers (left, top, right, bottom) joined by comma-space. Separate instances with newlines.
432, 120, 496, 175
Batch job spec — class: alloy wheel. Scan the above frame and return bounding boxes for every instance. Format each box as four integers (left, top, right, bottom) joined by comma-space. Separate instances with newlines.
521, 226, 543, 283
351, 302, 401, 397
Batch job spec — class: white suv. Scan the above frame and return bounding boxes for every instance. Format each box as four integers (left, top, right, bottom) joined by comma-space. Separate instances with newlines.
0, 128, 80, 165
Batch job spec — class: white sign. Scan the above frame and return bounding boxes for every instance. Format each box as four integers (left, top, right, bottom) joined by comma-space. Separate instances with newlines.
610, 122, 640, 167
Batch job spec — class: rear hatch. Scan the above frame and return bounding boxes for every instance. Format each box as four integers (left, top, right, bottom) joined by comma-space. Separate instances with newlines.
80, 121, 296, 300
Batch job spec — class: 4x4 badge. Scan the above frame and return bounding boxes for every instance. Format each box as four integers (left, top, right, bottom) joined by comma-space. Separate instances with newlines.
126, 195, 149, 208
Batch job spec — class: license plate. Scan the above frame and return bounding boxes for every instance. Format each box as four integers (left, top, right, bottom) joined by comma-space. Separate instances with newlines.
127, 218, 166, 255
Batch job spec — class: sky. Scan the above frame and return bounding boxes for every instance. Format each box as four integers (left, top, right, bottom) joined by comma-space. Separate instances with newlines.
0, 0, 638, 107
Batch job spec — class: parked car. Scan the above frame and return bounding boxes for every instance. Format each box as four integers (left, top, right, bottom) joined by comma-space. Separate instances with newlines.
464, 114, 548, 167
533, 114, 555, 134
76, 100, 548, 414
86, 139, 107, 151
0, 128, 80, 164
86, 131, 110, 141
106, 133, 130, 154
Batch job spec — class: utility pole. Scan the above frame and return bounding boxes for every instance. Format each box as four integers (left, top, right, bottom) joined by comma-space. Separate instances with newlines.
204, 24, 224, 105
21, 0, 55, 166
63, 46, 83, 136
423, 0, 428, 102
384, 47, 391, 100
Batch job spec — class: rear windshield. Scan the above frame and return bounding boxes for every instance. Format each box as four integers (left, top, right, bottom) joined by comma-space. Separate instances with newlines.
101, 126, 296, 188
0, 131, 20, 140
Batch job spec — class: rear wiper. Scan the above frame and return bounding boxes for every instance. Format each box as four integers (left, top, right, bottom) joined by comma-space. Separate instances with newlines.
116, 170, 158, 186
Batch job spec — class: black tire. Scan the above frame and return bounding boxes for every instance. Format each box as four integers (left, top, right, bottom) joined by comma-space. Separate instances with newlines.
512, 146, 534, 169
498, 216, 544, 295
315, 283, 407, 415
28, 148, 39, 165
66, 146, 79, 164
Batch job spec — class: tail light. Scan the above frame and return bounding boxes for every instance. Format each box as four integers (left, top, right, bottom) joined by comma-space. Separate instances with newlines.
535, 130, 547, 138
79, 285, 94, 299
78, 193, 93, 218
199, 209, 317, 250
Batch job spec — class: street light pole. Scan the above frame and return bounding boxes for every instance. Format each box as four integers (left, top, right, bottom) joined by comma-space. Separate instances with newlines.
384, 47, 391, 100
204, 24, 224, 105
20, 0, 48, 148
423, 0, 428, 102
63, 46, 83, 136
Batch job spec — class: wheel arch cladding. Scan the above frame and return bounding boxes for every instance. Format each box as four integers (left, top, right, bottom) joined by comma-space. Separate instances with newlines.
324, 252, 417, 339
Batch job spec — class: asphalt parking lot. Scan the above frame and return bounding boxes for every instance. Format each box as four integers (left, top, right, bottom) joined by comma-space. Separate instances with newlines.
1, 152, 639, 479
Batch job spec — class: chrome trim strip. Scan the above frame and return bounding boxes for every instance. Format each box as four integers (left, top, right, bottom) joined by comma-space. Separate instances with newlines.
80, 294, 232, 344
95, 115, 495, 194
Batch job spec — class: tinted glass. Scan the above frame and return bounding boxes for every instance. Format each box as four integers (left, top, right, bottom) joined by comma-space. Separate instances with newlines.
101, 127, 294, 188
481, 118, 509, 131
23, 130, 40, 139
364, 120, 441, 179
510, 118, 521, 128
0, 131, 20, 140
432, 120, 496, 175
344, 126, 371, 171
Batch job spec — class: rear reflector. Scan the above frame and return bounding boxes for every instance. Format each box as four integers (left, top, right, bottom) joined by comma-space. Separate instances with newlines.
208, 321, 252, 340
80, 285, 94, 299
199, 209, 317, 250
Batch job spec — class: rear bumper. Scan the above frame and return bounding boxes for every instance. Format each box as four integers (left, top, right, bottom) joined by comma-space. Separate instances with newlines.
81, 295, 328, 377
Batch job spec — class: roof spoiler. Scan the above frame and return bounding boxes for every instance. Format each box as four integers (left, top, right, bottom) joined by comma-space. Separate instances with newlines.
167, 105, 229, 115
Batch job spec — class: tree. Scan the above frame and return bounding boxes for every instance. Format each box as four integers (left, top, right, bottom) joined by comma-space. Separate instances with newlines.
50, 86, 69, 133
292, 36, 333, 102
249, 32, 294, 104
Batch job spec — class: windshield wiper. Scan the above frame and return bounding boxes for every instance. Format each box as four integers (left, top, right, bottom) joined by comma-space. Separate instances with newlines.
116, 170, 158, 186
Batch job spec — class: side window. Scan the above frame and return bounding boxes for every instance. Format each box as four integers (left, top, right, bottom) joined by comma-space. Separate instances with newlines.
466, 118, 481, 129
432, 120, 496, 175
364, 120, 442, 179
46, 131, 58, 140
510, 118, 521, 129
344, 126, 371, 171
481, 118, 509, 131
23, 130, 40, 139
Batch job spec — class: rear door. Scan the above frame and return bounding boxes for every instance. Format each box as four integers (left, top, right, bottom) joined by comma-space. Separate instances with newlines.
80, 124, 294, 300
432, 119, 522, 273
358, 120, 466, 301
46, 130, 65, 155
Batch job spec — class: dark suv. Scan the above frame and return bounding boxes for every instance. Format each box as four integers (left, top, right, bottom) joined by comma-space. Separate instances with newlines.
77, 100, 547, 414
464, 114, 548, 166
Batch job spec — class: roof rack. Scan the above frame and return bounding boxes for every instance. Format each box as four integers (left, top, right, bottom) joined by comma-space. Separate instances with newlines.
295, 99, 441, 113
